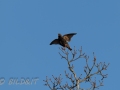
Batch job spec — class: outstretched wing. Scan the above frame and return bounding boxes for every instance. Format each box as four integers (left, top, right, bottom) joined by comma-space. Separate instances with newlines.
50, 39, 59, 45
63, 33, 77, 42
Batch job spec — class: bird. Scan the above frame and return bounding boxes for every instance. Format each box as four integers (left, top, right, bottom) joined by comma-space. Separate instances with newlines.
50, 33, 77, 51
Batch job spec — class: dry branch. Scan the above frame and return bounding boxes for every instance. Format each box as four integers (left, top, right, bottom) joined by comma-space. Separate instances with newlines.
43, 47, 109, 90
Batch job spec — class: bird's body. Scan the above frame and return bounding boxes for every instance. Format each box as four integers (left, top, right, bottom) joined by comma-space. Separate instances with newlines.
50, 33, 76, 51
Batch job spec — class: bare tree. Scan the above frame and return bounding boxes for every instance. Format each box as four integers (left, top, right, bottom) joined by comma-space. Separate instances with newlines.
43, 46, 109, 90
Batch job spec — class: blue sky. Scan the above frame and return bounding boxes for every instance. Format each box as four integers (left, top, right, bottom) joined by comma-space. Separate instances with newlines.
0, 0, 120, 90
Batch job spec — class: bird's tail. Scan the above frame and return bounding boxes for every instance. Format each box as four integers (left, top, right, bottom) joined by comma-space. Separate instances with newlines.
65, 44, 72, 51
68, 47, 72, 51
69, 48, 72, 51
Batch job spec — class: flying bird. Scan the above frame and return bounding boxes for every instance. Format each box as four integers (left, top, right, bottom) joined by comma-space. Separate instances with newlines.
50, 33, 77, 51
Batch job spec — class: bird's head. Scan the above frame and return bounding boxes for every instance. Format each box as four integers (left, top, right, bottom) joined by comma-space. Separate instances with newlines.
58, 33, 62, 37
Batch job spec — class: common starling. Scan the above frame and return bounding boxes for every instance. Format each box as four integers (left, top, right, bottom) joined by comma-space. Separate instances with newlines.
50, 33, 77, 51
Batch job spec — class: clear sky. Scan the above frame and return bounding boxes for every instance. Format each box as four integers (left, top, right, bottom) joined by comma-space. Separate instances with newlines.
0, 0, 120, 90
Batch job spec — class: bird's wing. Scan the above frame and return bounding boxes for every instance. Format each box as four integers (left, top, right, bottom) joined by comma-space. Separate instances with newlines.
50, 39, 59, 45
63, 33, 77, 42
